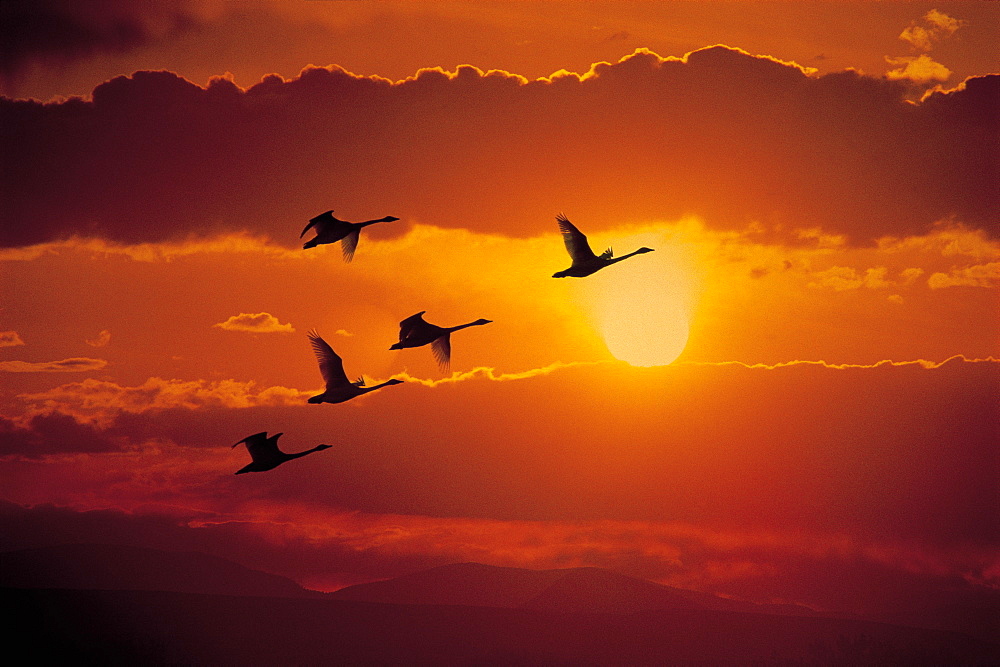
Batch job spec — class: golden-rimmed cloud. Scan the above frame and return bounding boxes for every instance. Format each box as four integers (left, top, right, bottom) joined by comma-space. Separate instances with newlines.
213, 312, 294, 333
2, 47, 996, 249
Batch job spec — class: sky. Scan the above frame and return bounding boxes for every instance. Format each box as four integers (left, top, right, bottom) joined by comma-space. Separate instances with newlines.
1, 0, 998, 623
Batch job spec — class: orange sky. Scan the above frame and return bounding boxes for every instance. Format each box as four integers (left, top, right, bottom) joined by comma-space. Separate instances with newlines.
1, 1, 997, 622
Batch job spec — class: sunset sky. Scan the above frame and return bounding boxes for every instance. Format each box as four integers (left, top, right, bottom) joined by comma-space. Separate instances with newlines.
1, 0, 997, 623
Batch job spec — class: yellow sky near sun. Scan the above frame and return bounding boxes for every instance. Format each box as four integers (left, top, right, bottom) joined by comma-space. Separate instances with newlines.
2, 218, 996, 412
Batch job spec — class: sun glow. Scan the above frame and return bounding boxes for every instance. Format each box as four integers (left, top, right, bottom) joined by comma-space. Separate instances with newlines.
579, 231, 694, 367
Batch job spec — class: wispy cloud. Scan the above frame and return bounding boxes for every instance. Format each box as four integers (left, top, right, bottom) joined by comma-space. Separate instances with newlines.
0, 358, 107, 373
928, 262, 1000, 289
85, 330, 111, 348
0, 331, 25, 347
899, 10, 965, 51
887, 10, 965, 84
679, 355, 998, 371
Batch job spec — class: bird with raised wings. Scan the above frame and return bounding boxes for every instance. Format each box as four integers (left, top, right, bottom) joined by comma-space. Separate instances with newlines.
389, 311, 492, 370
232, 432, 331, 474
551, 213, 654, 278
307, 330, 403, 404
300, 210, 400, 260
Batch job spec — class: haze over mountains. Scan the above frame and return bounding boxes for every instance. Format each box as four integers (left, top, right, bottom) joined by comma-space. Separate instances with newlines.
4, 544, 997, 665
330, 561, 813, 617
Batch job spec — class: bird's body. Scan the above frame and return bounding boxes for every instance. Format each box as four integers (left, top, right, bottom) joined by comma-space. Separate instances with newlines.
300, 210, 399, 261
232, 432, 331, 474
307, 330, 402, 404
389, 311, 492, 370
552, 213, 654, 278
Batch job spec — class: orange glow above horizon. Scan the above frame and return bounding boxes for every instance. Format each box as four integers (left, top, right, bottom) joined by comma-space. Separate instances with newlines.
1, 0, 998, 626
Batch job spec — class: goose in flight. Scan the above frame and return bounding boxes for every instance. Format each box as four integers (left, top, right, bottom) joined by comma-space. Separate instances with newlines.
307, 330, 403, 404
232, 432, 331, 474
300, 210, 400, 261
551, 213, 654, 278
389, 311, 492, 370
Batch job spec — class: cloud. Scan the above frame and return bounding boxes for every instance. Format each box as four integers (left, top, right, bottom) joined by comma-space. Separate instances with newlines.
807, 266, 892, 290
899, 10, 965, 52
0, 412, 118, 458
888, 11, 965, 85
85, 329, 111, 347
0, 500, 994, 634
927, 262, 1000, 289
16, 376, 309, 422
0, 331, 25, 347
213, 312, 294, 333
0, 1, 197, 78
0, 357, 107, 373
2, 47, 996, 249
885, 54, 952, 84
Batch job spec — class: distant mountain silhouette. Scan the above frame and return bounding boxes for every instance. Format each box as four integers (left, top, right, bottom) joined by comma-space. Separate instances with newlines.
0, 543, 320, 599
7, 587, 997, 665
331, 561, 813, 617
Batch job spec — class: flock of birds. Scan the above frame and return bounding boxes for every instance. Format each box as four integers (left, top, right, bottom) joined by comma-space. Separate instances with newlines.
232, 210, 655, 474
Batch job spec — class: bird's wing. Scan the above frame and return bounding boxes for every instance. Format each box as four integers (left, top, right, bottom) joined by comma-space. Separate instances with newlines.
431, 333, 451, 370
556, 214, 597, 262
233, 431, 269, 448
308, 330, 349, 388
398, 311, 427, 343
300, 210, 333, 238
234, 432, 281, 463
341, 228, 360, 262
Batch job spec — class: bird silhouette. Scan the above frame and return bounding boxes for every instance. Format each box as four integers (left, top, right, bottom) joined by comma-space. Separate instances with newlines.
300, 210, 400, 260
307, 329, 403, 404
551, 213, 654, 278
232, 432, 331, 474
389, 311, 492, 370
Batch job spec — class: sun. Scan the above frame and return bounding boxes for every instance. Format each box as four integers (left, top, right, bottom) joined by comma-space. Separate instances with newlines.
577, 231, 693, 367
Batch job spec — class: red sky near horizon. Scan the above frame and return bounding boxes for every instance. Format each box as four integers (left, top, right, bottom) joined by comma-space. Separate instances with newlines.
1, 0, 997, 621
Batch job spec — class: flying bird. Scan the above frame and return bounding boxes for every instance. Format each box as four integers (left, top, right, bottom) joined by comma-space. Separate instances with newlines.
551, 213, 654, 278
307, 329, 403, 404
300, 210, 400, 261
231, 432, 331, 474
389, 311, 492, 370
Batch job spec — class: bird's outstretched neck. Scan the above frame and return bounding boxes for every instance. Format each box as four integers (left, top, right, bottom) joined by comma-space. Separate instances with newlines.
447, 318, 492, 332
358, 216, 400, 228
609, 247, 654, 264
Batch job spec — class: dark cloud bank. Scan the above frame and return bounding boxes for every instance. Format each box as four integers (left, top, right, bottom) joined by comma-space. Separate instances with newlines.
2, 47, 997, 248
0, 1, 195, 78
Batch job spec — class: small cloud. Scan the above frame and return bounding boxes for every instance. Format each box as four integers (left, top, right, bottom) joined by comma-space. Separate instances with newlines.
899, 268, 924, 284
887, 294, 905, 304
0, 358, 108, 373
0, 331, 25, 347
213, 312, 294, 333
899, 10, 965, 51
808, 266, 891, 291
604, 31, 630, 43
334, 329, 353, 337
86, 330, 111, 348
927, 262, 1000, 289
885, 55, 952, 84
